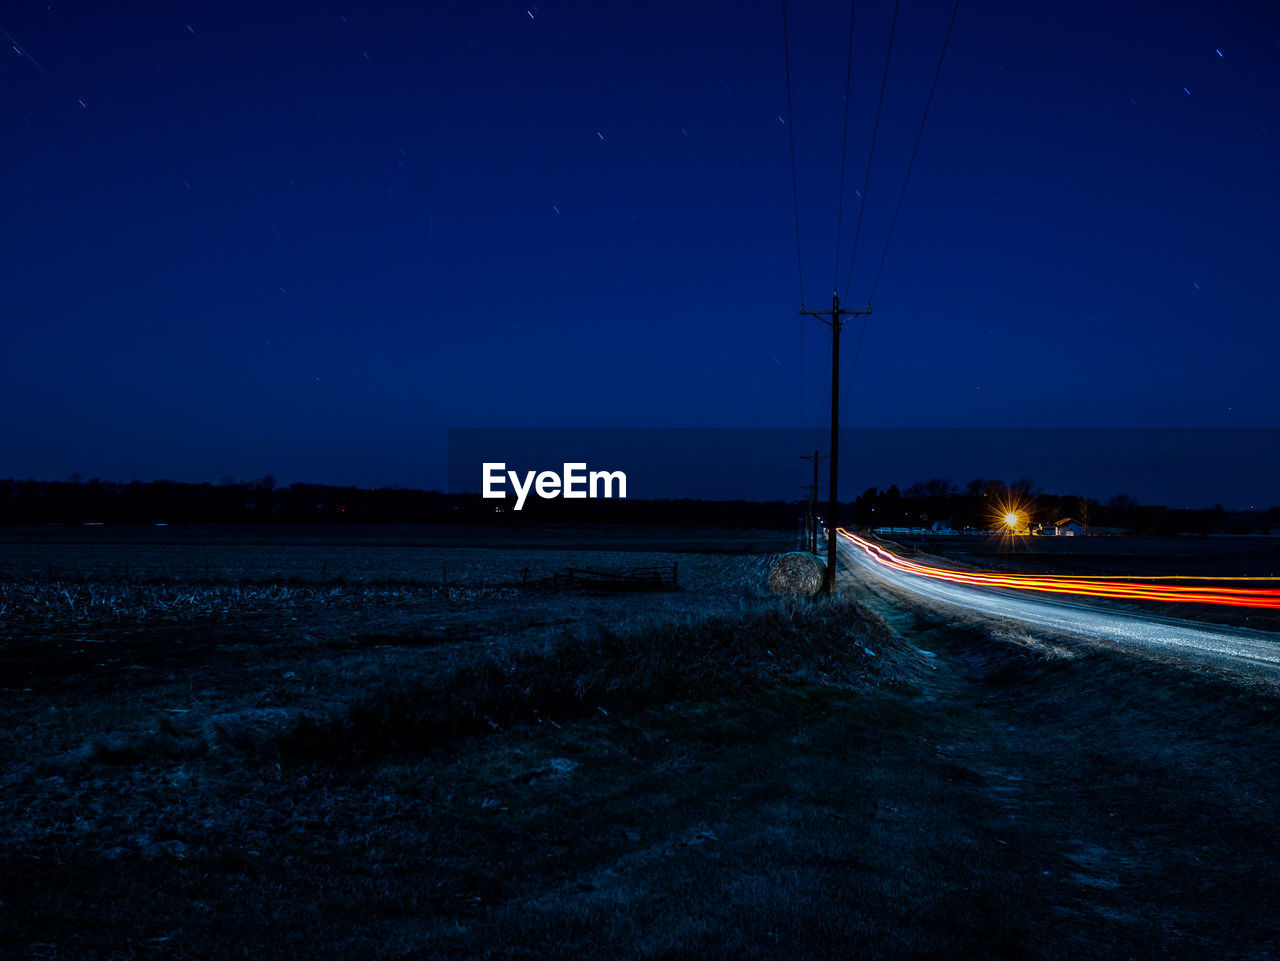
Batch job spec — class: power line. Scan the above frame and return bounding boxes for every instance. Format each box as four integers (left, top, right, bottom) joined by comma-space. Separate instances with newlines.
866, 0, 961, 306
832, 0, 856, 292
842, 0, 901, 301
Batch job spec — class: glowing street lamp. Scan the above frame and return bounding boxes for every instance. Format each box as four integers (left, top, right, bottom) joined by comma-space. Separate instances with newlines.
990, 496, 1031, 535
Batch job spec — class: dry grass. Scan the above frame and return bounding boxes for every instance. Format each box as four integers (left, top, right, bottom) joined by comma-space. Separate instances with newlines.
8, 599, 1279, 959
280, 598, 916, 761
0, 578, 516, 632
5, 534, 1280, 959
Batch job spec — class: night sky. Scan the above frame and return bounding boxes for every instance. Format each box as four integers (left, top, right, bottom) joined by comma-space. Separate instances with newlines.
3, 1, 1278, 494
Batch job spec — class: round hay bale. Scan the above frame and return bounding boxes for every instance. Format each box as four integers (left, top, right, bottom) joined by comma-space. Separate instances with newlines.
768, 552, 824, 595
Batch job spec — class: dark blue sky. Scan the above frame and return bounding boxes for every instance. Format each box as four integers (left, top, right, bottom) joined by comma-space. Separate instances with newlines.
2, 1, 1278, 493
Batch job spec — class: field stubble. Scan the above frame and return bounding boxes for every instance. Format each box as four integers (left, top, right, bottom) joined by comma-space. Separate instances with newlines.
2, 532, 1279, 958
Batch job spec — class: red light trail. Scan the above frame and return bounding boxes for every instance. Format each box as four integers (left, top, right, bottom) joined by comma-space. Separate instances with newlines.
837, 529, 1280, 610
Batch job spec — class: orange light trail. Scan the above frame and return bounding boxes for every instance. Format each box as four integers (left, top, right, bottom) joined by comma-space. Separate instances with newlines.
836, 529, 1280, 610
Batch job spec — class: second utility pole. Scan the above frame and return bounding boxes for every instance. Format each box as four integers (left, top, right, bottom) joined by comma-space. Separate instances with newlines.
800, 449, 825, 554
801, 291, 871, 595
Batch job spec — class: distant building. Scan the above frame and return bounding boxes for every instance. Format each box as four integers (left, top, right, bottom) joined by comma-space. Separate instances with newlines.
1034, 518, 1087, 536
1053, 517, 1089, 537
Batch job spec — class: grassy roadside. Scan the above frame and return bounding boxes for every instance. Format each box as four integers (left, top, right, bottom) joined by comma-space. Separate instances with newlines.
278, 599, 912, 761
3, 590, 1280, 959
1, 597, 923, 959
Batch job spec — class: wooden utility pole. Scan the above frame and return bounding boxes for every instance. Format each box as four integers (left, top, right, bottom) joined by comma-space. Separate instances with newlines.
801, 292, 871, 595
801, 483, 818, 550
800, 449, 826, 554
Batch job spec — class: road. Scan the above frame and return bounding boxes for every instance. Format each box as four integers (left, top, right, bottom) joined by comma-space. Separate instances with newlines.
836, 530, 1280, 677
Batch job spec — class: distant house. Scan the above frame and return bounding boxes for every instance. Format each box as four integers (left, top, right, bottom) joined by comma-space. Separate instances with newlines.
1034, 518, 1087, 536
1053, 517, 1088, 537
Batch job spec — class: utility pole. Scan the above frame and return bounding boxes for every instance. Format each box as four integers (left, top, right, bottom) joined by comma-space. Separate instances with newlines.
801, 292, 871, 595
801, 484, 818, 551
800, 449, 826, 555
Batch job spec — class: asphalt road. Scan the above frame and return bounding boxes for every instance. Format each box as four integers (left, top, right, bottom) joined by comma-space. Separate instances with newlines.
836, 534, 1280, 677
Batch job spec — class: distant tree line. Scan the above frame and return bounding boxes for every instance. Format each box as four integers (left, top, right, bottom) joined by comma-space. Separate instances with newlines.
0, 476, 798, 527
0, 475, 1274, 534
846, 477, 1279, 537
